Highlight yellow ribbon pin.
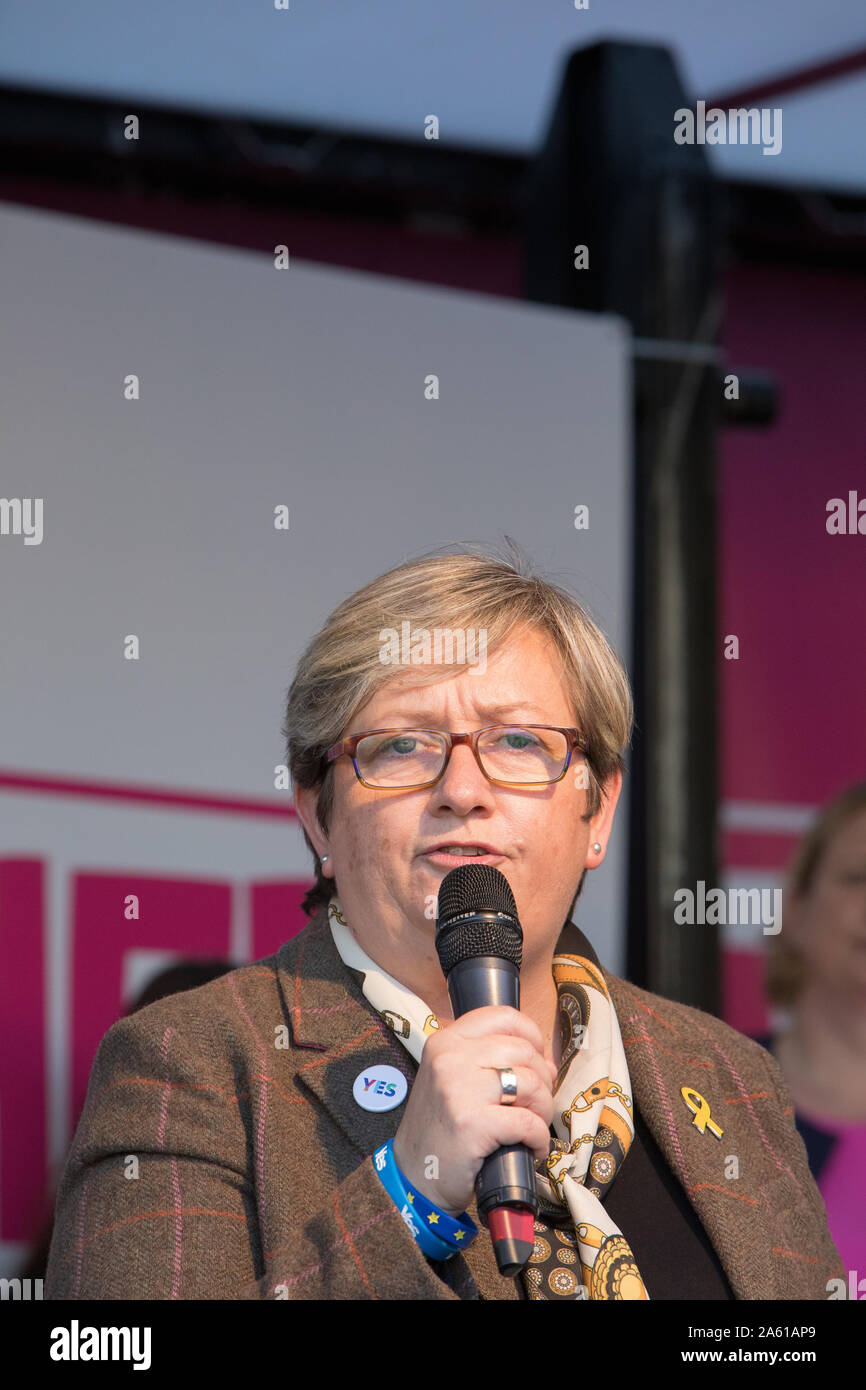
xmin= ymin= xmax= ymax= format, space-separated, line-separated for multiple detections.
xmin=681 ymin=1086 xmax=724 ymax=1139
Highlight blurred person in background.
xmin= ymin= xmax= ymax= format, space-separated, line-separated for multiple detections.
xmin=756 ymin=784 xmax=866 ymax=1278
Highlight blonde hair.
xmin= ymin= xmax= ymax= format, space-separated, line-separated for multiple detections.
xmin=766 ymin=781 xmax=866 ymax=1007
xmin=282 ymin=539 xmax=634 ymax=916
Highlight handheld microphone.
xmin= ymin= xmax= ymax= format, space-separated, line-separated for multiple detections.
xmin=435 ymin=863 xmax=538 ymax=1277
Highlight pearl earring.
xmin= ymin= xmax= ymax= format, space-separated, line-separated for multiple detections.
xmin=592 ymin=843 xmax=602 ymax=854
xmin=321 ymin=855 xmax=329 ymax=863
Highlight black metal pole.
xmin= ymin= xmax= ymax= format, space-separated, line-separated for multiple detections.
xmin=522 ymin=40 xmax=725 ymax=1011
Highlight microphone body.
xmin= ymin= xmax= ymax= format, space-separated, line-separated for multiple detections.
xmin=435 ymin=866 xmax=539 ymax=1277
xmin=444 ymin=955 xmax=539 ymax=1218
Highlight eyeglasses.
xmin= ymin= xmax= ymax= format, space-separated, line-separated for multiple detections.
xmin=325 ymin=725 xmax=588 ymax=789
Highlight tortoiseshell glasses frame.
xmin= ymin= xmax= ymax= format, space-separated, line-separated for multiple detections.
xmin=324 ymin=725 xmax=589 ymax=790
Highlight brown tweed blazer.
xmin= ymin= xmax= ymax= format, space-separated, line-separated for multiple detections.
xmin=45 ymin=904 xmax=843 ymax=1300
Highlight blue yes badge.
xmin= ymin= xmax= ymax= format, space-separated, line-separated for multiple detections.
xmin=353 ymin=1064 xmax=408 ymax=1112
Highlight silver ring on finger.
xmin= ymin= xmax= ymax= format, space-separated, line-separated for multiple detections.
xmin=495 ymin=1066 xmax=518 ymax=1105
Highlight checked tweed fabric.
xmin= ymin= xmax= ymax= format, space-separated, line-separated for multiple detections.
xmin=45 ymin=901 xmax=844 ymax=1300
xmin=329 ymin=899 xmax=648 ymax=1300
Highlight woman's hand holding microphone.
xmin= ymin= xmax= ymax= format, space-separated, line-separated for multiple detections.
xmin=392 ymin=1004 xmax=557 ymax=1217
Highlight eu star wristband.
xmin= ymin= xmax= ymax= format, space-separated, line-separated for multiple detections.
xmin=400 ymin=1171 xmax=478 ymax=1252
xmin=372 ymin=1140 xmax=477 ymax=1260
xmin=372 ymin=1140 xmax=455 ymax=1259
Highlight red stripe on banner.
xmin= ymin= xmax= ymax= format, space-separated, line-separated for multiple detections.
xmin=721 ymin=831 xmax=800 ymax=871
xmin=0 ymin=768 xmax=297 ymax=819
xmin=0 ymin=859 xmax=47 ymax=1242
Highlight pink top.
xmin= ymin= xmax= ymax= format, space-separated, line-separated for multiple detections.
xmin=796 ymin=1104 xmax=866 ymax=1282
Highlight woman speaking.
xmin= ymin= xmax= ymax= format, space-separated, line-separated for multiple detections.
xmin=45 ymin=545 xmax=843 ymax=1300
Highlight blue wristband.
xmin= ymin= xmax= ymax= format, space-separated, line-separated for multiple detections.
xmin=400 ymin=1172 xmax=478 ymax=1252
xmin=372 ymin=1140 xmax=454 ymax=1259
xmin=372 ymin=1140 xmax=477 ymax=1260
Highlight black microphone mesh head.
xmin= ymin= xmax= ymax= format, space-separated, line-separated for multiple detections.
xmin=437 ymin=862 xmax=517 ymax=924
xmin=435 ymin=864 xmax=522 ymax=975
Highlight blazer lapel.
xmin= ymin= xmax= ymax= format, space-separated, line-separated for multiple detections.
xmin=277 ymin=908 xmax=417 ymax=1156
xmin=605 ymin=970 xmax=779 ymax=1300
xmin=276 ymin=908 xmax=520 ymax=1300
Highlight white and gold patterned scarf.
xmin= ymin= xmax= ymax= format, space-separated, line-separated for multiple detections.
xmin=328 ymin=896 xmax=649 ymax=1299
